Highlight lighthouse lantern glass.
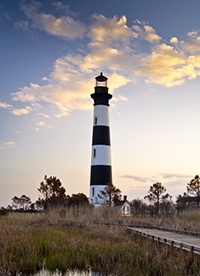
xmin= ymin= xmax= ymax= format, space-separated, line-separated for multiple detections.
xmin=96 ymin=79 xmax=107 ymax=87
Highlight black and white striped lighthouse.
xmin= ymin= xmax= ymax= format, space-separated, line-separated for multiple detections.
xmin=89 ymin=73 xmax=112 ymax=205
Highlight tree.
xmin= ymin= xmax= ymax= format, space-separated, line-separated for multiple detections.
xmin=97 ymin=183 xmax=122 ymax=207
xmin=176 ymin=192 xmax=187 ymax=212
xmin=144 ymin=182 xmax=172 ymax=215
xmin=186 ymin=175 xmax=200 ymax=206
xmin=19 ymin=195 xmax=31 ymax=210
xmin=130 ymin=198 xmax=147 ymax=216
xmin=34 ymin=200 xmax=44 ymax=211
xmin=12 ymin=195 xmax=31 ymax=211
xmin=37 ymin=175 xmax=66 ymax=209
xmin=12 ymin=196 xmax=20 ymax=210
xmin=68 ymin=193 xmax=89 ymax=206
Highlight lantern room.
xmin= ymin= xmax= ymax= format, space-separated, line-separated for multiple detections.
xmin=95 ymin=72 xmax=108 ymax=87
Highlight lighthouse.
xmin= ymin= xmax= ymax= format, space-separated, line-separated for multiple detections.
xmin=89 ymin=73 xmax=113 ymax=205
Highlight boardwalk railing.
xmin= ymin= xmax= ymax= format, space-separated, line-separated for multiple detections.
xmin=128 ymin=227 xmax=200 ymax=255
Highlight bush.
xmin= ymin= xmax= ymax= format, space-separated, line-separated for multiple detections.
xmin=0 ymin=209 xmax=8 ymax=216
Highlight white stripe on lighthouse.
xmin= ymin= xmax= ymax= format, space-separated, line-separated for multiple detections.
xmin=91 ymin=145 xmax=111 ymax=166
xmin=90 ymin=185 xmax=106 ymax=202
xmin=93 ymin=105 xmax=110 ymax=126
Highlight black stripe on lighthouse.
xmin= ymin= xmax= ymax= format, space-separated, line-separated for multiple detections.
xmin=90 ymin=165 xmax=112 ymax=186
xmin=92 ymin=126 xmax=110 ymax=145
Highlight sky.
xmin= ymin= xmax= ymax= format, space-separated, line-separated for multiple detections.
xmin=1 ymin=0 xmax=200 ymax=207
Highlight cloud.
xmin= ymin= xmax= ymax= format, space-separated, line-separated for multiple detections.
xmin=159 ymin=172 xmax=192 ymax=179
xmin=137 ymin=42 xmax=200 ymax=87
xmin=12 ymin=47 xmax=130 ymax=117
xmin=13 ymin=129 xmax=21 ymax=133
xmin=0 ymin=141 xmax=15 ymax=150
xmin=4 ymin=142 xmax=15 ymax=146
xmin=107 ymin=74 xmax=130 ymax=94
xmin=7 ymin=15 xmax=140 ymax=116
xmin=36 ymin=121 xmax=53 ymax=129
xmin=88 ymin=14 xmax=133 ymax=43
xmin=0 ymin=101 xmax=33 ymax=116
xmin=170 ymin=37 xmax=178 ymax=44
xmin=86 ymin=20 xmax=200 ymax=87
xmin=51 ymin=2 xmax=77 ymax=17
xmin=11 ymin=106 xmax=32 ymax=116
xmin=12 ymin=78 xmax=92 ymax=117
xmin=143 ymin=25 xmax=161 ymax=44
xmin=14 ymin=20 xmax=30 ymax=32
xmin=133 ymin=19 xmax=142 ymax=24
xmin=111 ymin=94 xmax=128 ymax=105
xmin=132 ymin=24 xmax=161 ymax=44
xmin=37 ymin=113 xmax=50 ymax=118
xmin=187 ymin=31 xmax=198 ymax=38
xmin=164 ymin=180 xmax=186 ymax=188
xmin=180 ymin=36 xmax=200 ymax=54
xmin=122 ymin=172 xmax=192 ymax=188
xmin=121 ymin=175 xmax=155 ymax=183
xmin=20 ymin=1 xmax=87 ymax=39
xmin=27 ymin=126 xmax=40 ymax=131
xmin=0 ymin=101 xmax=13 ymax=109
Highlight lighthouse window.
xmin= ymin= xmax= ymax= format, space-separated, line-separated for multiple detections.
xmin=92 ymin=187 xmax=95 ymax=197
xmin=94 ymin=117 xmax=98 ymax=125
xmin=93 ymin=148 xmax=96 ymax=158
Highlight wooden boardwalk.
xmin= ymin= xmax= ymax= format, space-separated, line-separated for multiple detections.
xmin=129 ymin=227 xmax=200 ymax=254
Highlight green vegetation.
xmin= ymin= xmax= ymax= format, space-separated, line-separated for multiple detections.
xmin=1 ymin=209 xmax=200 ymax=276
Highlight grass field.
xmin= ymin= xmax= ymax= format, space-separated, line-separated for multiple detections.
xmin=1 ymin=207 xmax=200 ymax=276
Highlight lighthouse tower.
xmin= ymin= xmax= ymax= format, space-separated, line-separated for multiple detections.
xmin=89 ymin=73 xmax=113 ymax=205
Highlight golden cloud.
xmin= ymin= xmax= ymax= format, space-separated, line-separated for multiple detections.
xmin=37 ymin=113 xmax=50 ymax=118
xmin=36 ymin=121 xmax=53 ymax=128
xmin=136 ymin=42 xmax=200 ymax=86
xmin=0 ymin=101 xmax=13 ymax=109
xmin=9 ymin=12 xmax=200 ymax=117
xmin=143 ymin=25 xmax=161 ymax=44
xmin=20 ymin=1 xmax=87 ymax=39
xmin=11 ymin=106 xmax=32 ymax=116
xmin=132 ymin=24 xmax=161 ymax=44
xmin=170 ymin=37 xmax=178 ymax=44
xmin=88 ymin=15 xmax=133 ymax=43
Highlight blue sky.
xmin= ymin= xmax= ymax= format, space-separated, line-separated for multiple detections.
xmin=1 ymin=0 xmax=200 ymax=207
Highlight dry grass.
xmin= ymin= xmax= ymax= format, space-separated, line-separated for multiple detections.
xmin=1 ymin=207 xmax=200 ymax=275
xmin=174 ymin=208 xmax=200 ymax=231
xmin=11 ymin=206 xmax=200 ymax=232
xmin=6 ymin=207 xmax=163 ymax=228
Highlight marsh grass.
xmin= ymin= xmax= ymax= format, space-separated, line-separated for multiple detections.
xmin=1 ymin=208 xmax=200 ymax=275
xmin=21 ymin=206 xmax=200 ymax=231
